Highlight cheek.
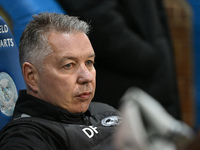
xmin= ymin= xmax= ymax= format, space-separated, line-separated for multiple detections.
xmin=52 ymin=75 xmax=78 ymax=95
xmin=40 ymin=76 xmax=74 ymax=102
xmin=92 ymin=70 xmax=96 ymax=85
xmin=39 ymin=73 xmax=68 ymax=91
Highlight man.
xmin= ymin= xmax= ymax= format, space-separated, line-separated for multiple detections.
xmin=0 ymin=13 xmax=120 ymax=150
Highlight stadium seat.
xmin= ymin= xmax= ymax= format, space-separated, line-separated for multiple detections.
xmin=0 ymin=16 xmax=26 ymax=130
xmin=0 ymin=0 xmax=66 ymax=47
xmin=0 ymin=0 xmax=65 ymax=131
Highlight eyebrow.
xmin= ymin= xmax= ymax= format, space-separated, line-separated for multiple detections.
xmin=88 ymin=53 xmax=96 ymax=59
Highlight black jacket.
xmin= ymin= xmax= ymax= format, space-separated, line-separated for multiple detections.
xmin=0 ymin=90 xmax=120 ymax=150
xmin=56 ymin=0 xmax=181 ymax=119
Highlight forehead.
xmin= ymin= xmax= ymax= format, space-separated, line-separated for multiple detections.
xmin=48 ymin=31 xmax=94 ymax=60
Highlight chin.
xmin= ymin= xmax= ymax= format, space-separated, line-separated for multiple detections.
xmin=79 ymin=108 xmax=88 ymax=113
xmin=78 ymin=104 xmax=89 ymax=113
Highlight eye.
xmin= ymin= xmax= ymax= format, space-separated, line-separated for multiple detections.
xmin=85 ymin=60 xmax=94 ymax=67
xmin=64 ymin=63 xmax=75 ymax=69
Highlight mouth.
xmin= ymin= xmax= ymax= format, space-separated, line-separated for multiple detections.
xmin=75 ymin=92 xmax=92 ymax=100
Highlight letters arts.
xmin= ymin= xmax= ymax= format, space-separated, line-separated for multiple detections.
xmin=0 ymin=38 xmax=14 ymax=48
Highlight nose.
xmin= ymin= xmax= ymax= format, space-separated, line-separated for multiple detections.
xmin=77 ymin=65 xmax=94 ymax=84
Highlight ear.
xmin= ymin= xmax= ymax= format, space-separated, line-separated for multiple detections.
xmin=22 ymin=62 xmax=39 ymax=92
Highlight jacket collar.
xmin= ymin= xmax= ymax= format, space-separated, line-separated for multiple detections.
xmin=13 ymin=90 xmax=91 ymax=125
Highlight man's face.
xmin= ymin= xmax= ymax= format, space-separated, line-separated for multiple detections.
xmin=36 ymin=31 xmax=96 ymax=114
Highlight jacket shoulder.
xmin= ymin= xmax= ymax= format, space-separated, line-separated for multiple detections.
xmin=89 ymin=102 xmax=119 ymax=115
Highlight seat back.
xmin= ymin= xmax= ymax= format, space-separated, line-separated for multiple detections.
xmin=0 ymin=0 xmax=65 ymax=131
xmin=0 ymin=16 xmax=25 ymax=130
xmin=0 ymin=0 xmax=66 ymax=47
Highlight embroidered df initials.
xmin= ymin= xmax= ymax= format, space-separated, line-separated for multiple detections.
xmin=82 ymin=126 xmax=98 ymax=138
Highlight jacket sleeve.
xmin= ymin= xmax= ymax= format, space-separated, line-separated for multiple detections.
xmin=56 ymin=0 xmax=164 ymax=77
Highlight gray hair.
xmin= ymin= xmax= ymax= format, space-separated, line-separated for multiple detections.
xmin=19 ymin=12 xmax=90 ymax=71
